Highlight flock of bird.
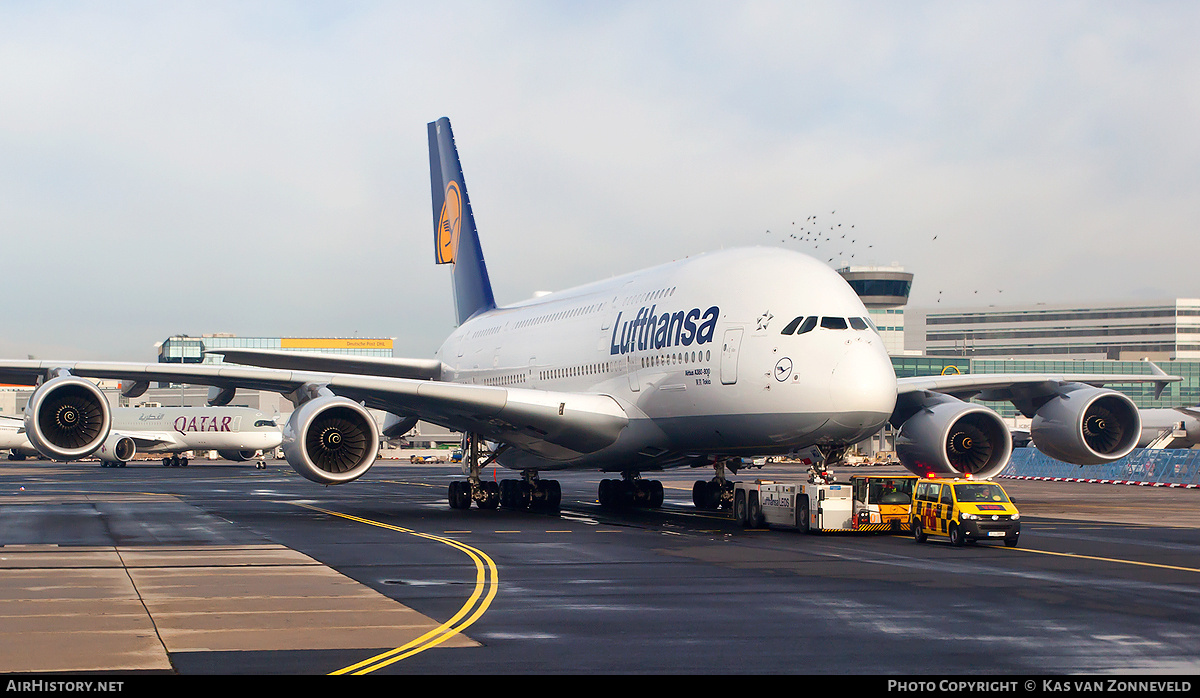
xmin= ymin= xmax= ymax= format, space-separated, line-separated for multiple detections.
xmin=762 ymin=210 xmax=1003 ymax=303
xmin=764 ymin=210 xmax=873 ymax=265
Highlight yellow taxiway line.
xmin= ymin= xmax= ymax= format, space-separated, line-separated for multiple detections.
xmin=289 ymin=502 xmax=499 ymax=675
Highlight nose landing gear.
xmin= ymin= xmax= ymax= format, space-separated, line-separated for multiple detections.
xmin=692 ymin=459 xmax=734 ymax=510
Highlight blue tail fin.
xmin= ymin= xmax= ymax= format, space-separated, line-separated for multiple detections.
xmin=428 ymin=117 xmax=497 ymax=325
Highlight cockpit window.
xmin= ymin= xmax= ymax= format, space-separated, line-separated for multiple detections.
xmin=781 ymin=316 xmax=818 ymax=335
xmin=848 ymin=317 xmax=868 ymax=330
xmin=820 ymin=316 xmax=848 ymax=330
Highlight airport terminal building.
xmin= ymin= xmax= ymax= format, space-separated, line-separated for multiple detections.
xmin=908 ymin=299 xmax=1200 ymax=361
xmin=158 ymin=334 xmax=396 ymax=364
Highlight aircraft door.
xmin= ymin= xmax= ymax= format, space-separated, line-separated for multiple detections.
xmin=627 ymin=355 xmax=640 ymax=392
xmin=721 ymin=327 xmax=743 ymax=385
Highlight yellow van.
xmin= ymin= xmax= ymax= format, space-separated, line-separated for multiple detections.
xmin=911 ymin=478 xmax=1020 ymax=547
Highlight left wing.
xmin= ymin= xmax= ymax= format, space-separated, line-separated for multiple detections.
xmin=205 ymin=348 xmax=443 ymax=380
xmin=0 ymin=360 xmax=631 ymax=478
xmin=114 ymin=431 xmax=181 ymax=449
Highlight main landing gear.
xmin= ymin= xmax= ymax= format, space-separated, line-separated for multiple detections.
xmin=161 ymin=455 xmax=189 ymax=467
xmin=598 ymin=473 xmax=664 ymax=508
xmin=446 ymin=435 xmax=562 ymax=512
xmin=692 ymin=459 xmax=734 ymax=511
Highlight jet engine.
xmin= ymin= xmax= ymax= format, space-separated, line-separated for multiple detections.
xmin=217 ymin=449 xmax=259 ymax=462
xmin=1031 ymin=384 xmax=1139 ymax=465
xmin=895 ymin=395 xmax=1012 ymax=480
xmin=99 ymin=433 xmax=136 ymax=464
xmin=282 ymin=396 xmax=379 ymax=484
xmin=24 ymin=375 xmax=112 ymax=461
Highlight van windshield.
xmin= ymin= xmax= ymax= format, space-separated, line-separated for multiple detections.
xmin=954 ymin=483 xmax=1010 ymax=503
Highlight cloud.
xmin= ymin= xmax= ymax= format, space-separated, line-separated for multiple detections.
xmin=0 ymin=2 xmax=1197 ymax=360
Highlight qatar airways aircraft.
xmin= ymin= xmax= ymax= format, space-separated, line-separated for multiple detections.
xmin=1 ymin=407 xmax=281 ymax=467
xmin=0 ymin=118 xmax=1178 ymax=512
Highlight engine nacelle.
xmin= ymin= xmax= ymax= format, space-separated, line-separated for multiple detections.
xmin=282 ymin=396 xmax=379 ymax=484
xmin=1031 ymin=385 xmax=1139 ymax=465
xmin=895 ymin=396 xmax=1012 ymax=480
xmin=24 ymin=375 xmax=112 ymax=461
xmin=217 ymin=449 xmax=259 ymax=462
xmin=99 ymin=433 xmax=136 ymax=464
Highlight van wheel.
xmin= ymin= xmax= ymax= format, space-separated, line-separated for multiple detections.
xmin=949 ymin=523 xmax=964 ymax=547
xmin=913 ymin=520 xmax=926 ymax=543
xmin=1004 ymin=537 xmax=1019 ymax=548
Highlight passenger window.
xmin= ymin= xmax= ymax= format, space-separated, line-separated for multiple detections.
xmin=781 ymin=317 xmax=804 ymax=335
xmin=849 ymin=317 xmax=868 ymax=330
xmin=820 ymin=317 xmax=848 ymax=330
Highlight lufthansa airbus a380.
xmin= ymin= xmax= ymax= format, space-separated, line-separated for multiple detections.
xmin=0 ymin=118 xmax=1178 ymax=512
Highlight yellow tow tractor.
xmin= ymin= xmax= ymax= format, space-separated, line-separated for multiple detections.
xmin=733 ymin=474 xmax=918 ymax=533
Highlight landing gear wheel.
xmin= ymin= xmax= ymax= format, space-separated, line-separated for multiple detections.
xmin=646 ymin=480 xmax=663 ymax=508
xmin=692 ymin=480 xmax=727 ymax=510
xmin=598 ymin=479 xmax=615 ymax=508
xmin=540 ymin=479 xmax=561 ymax=511
xmin=448 ymin=481 xmax=474 ymax=510
xmin=478 ymin=481 xmax=500 ymax=510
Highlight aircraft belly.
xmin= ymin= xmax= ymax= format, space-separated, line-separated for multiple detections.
xmin=492 ymin=409 xmax=885 ymax=473
xmin=653 ymin=412 xmax=833 ymax=451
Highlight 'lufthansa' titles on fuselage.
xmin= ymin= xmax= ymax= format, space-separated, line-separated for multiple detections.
xmin=609 ymin=305 xmax=719 ymax=355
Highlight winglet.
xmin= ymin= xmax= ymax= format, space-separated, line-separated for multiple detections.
xmin=1148 ymin=360 xmax=1171 ymax=400
xmin=428 ymin=117 xmax=497 ymax=325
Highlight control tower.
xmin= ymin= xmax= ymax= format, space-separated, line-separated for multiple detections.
xmin=837 ymin=264 xmax=913 ymax=355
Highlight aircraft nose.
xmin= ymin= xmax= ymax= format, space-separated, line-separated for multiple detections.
xmin=829 ymin=338 xmax=897 ymax=429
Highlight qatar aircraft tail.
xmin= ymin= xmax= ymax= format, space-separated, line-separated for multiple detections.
xmin=429 ymin=117 xmax=496 ymax=325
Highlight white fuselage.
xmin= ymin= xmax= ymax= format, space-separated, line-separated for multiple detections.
xmin=108 ymin=407 xmax=283 ymax=454
xmin=1137 ymin=408 xmax=1200 ymax=448
xmin=0 ymin=419 xmax=34 ymax=456
xmin=5 ymin=407 xmax=282 ymax=460
xmin=436 ymin=247 xmax=898 ymax=472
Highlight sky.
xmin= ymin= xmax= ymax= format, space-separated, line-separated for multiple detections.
xmin=1 ymin=1 xmax=1198 ymax=362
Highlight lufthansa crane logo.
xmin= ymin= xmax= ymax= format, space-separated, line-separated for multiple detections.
xmin=436 ymin=180 xmax=462 ymax=264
